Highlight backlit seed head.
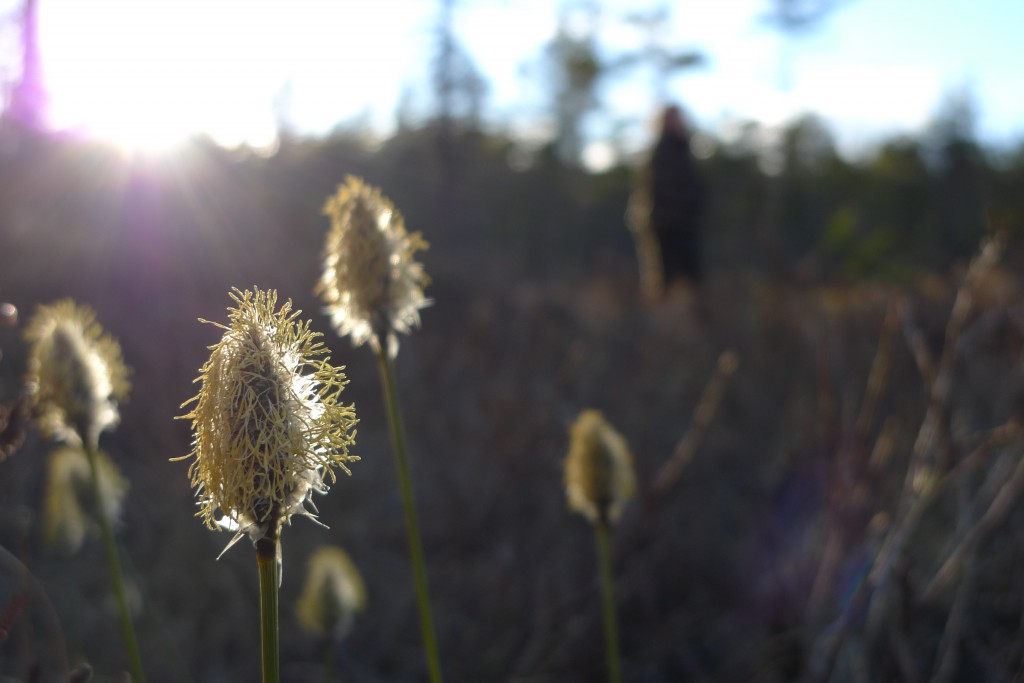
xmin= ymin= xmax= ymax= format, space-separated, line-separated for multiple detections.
xmin=176 ymin=288 xmax=358 ymax=554
xmin=43 ymin=445 xmax=128 ymax=552
xmin=24 ymin=300 xmax=130 ymax=449
xmin=318 ymin=176 xmax=430 ymax=358
xmin=296 ymin=545 xmax=367 ymax=641
xmin=564 ymin=409 xmax=636 ymax=526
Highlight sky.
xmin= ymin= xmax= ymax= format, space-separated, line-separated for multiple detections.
xmin=3 ymin=0 xmax=1022 ymax=159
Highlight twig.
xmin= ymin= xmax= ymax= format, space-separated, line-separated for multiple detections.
xmin=924 ymin=443 xmax=1024 ymax=601
xmin=866 ymin=416 xmax=899 ymax=475
xmin=649 ymin=349 xmax=738 ymax=502
xmin=931 ymin=557 xmax=975 ymax=683
xmin=808 ymin=301 xmax=898 ymax=628
xmin=871 ymin=418 xmax=1019 ymax=595
xmin=804 ymin=419 xmax=1019 ymax=683
xmin=869 ymin=271 xmax=989 ymax=593
xmin=856 ymin=300 xmax=899 ymax=438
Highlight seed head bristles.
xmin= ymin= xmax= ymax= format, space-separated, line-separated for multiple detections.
xmin=24 ymin=300 xmax=130 ymax=449
xmin=318 ymin=176 xmax=431 ymax=358
xmin=176 ymin=288 xmax=358 ymax=556
xmin=564 ymin=409 xmax=636 ymax=526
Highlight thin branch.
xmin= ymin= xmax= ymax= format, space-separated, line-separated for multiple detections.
xmin=649 ymin=349 xmax=738 ymax=502
xmin=856 ymin=300 xmax=899 ymax=438
xmin=924 ymin=444 xmax=1024 ymax=601
xmin=932 ymin=557 xmax=975 ymax=683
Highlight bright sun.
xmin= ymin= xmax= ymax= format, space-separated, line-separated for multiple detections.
xmin=38 ymin=0 xmax=283 ymax=153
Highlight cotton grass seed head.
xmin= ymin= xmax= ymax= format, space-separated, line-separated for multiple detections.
xmin=24 ymin=300 xmax=130 ymax=449
xmin=177 ymin=288 xmax=358 ymax=554
xmin=318 ymin=176 xmax=430 ymax=358
xmin=564 ymin=409 xmax=636 ymax=526
xmin=296 ymin=545 xmax=367 ymax=641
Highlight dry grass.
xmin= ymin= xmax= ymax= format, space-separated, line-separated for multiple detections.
xmin=2 ymin=140 xmax=1024 ymax=682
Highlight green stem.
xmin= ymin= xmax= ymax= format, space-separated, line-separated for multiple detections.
xmin=85 ymin=445 xmax=146 ymax=683
xmin=595 ymin=520 xmax=623 ymax=683
xmin=256 ymin=536 xmax=280 ymax=683
xmin=322 ymin=638 xmax=335 ymax=683
xmin=375 ymin=348 xmax=444 ymax=683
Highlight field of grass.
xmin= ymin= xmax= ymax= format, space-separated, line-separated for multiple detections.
xmin=2 ymin=128 xmax=1024 ymax=682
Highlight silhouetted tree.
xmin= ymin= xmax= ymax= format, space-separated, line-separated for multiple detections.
xmin=926 ymin=86 xmax=989 ymax=264
xmin=761 ymin=0 xmax=850 ymax=34
xmin=777 ymin=115 xmax=843 ymax=257
xmin=615 ymin=5 xmax=704 ymax=103
xmin=542 ymin=2 xmax=603 ymax=166
xmin=761 ymin=0 xmax=853 ymax=88
xmin=429 ymin=0 xmax=489 ymax=246
xmin=432 ymin=0 xmax=488 ymax=134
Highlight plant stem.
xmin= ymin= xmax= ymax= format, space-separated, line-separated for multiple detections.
xmin=375 ymin=348 xmax=444 ymax=683
xmin=595 ymin=520 xmax=623 ymax=683
xmin=256 ymin=536 xmax=280 ymax=683
xmin=85 ymin=445 xmax=146 ymax=683
xmin=322 ymin=639 xmax=335 ymax=683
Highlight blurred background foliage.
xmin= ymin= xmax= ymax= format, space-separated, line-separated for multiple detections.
xmin=2 ymin=0 xmax=1024 ymax=681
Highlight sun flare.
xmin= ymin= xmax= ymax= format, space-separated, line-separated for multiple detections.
xmin=38 ymin=0 xmax=282 ymax=153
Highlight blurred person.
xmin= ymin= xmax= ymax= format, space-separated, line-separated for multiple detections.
xmin=628 ymin=104 xmax=707 ymax=298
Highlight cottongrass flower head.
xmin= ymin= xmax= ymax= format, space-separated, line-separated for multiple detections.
xmin=565 ymin=409 xmax=634 ymax=683
xmin=26 ymin=301 xmax=145 ymax=682
xmin=564 ymin=409 xmax=636 ymax=526
xmin=296 ymin=545 xmax=367 ymax=642
xmin=43 ymin=445 xmax=128 ymax=552
xmin=318 ymin=175 xmax=430 ymax=358
xmin=320 ymin=179 xmax=442 ymax=681
xmin=24 ymin=300 xmax=130 ymax=449
xmin=177 ymin=287 xmax=358 ymax=555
